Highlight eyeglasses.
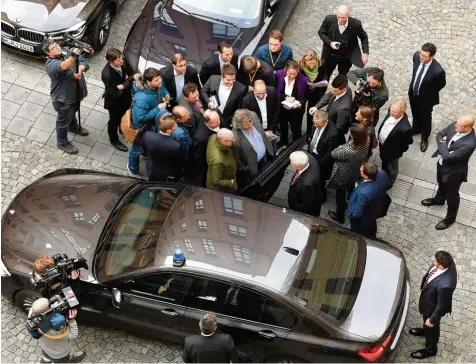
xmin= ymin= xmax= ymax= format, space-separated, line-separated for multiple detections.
xmin=304 ymin=54 xmax=317 ymax=60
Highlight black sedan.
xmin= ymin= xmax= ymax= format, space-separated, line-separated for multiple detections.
xmin=123 ymin=0 xmax=299 ymax=73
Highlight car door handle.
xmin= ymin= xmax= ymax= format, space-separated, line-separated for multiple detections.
xmin=258 ymin=330 xmax=276 ymax=339
xmin=161 ymin=309 xmax=179 ymax=316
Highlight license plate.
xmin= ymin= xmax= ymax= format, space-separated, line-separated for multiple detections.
xmin=1 ymin=37 xmax=34 ymax=52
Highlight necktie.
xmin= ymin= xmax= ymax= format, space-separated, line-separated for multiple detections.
xmin=291 ymin=171 xmax=301 ymax=185
xmin=194 ymin=100 xmax=205 ymax=114
xmin=413 ymin=64 xmax=426 ymax=95
xmin=310 ymin=128 xmax=321 ymax=153
xmin=423 ymin=267 xmax=437 ymax=288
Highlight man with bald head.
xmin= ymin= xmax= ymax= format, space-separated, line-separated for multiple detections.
xmin=421 ymin=114 xmax=476 ymax=230
xmin=206 ymin=128 xmax=238 ymax=193
xmin=171 ymin=106 xmax=193 ymax=154
xmin=318 ymin=5 xmax=369 ymax=79
xmin=242 ymin=80 xmax=279 ymax=134
xmin=378 ymin=97 xmax=413 ymax=188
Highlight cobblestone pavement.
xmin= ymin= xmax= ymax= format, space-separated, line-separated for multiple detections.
xmin=1 ymin=0 xmax=476 ymax=362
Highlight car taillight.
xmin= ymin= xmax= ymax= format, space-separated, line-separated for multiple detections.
xmin=357 ymin=334 xmax=392 ymax=362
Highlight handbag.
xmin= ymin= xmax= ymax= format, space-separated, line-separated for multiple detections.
xmin=120 ymin=108 xmax=138 ymax=143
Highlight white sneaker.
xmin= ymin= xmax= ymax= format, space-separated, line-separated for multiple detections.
xmin=126 ymin=163 xmax=139 ymax=177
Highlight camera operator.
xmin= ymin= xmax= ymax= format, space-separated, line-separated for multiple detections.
xmin=347 ymin=67 xmax=389 ymax=126
xmin=28 ymin=298 xmax=85 ymax=363
xmin=33 ymin=254 xmax=81 ymax=298
xmin=43 ymin=39 xmax=90 ymax=155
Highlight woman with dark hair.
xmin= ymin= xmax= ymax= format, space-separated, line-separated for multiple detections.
xmin=299 ymin=49 xmax=327 ymax=136
xmin=275 ymin=60 xmax=309 ymax=146
xmin=354 ymin=106 xmax=378 ymax=157
xmin=327 ymin=124 xmax=370 ymax=223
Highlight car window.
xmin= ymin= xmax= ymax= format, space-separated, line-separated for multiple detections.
xmin=96 ymin=186 xmax=185 ymax=280
xmin=184 ymin=278 xmax=265 ymax=322
xmin=132 ymin=273 xmax=193 ymax=305
xmin=261 ymin=299 xmax=296 ymax=329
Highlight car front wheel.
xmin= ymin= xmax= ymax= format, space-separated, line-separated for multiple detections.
xmin=14 ymin=289 xmax=43 ymax=313
xmin=90 ymin=6 xmax=113 ymax=52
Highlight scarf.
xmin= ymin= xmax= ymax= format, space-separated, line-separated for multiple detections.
xmin=302 ymin=63 xmax=319 ymax=83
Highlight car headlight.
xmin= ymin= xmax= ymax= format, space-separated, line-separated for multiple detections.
xmin=0 ymin=259 xmax=11 ymax=277
xmin=48 ymin=21 xmax=87 ymax=40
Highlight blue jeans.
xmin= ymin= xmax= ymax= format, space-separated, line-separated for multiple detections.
xmin=53 ymin=102 xmax=78 ymax=146
xmin=128 ymin=142 xmax=142 ymax=174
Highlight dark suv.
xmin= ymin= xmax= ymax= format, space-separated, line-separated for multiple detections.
xmin=0 ymin=0 xmax=123 ymax=56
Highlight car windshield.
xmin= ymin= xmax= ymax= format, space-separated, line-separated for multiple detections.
xmin=175 ymin=0 xmax=262 ymax=27
xmin=287 ymin=224 xmax=366 ymax=326
xmin=96 ymin=185 xmax=185 ymax=281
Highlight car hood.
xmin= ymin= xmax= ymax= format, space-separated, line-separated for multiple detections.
xmin=340 ymin=241 xmax=405 ymax=341
xmin=124 ymin=0 xmax=261 ymax=73
xmin=1 ymin=169 xmax=137 ymax=280
xmin=1 ymin=0 xmax=99 ymax=32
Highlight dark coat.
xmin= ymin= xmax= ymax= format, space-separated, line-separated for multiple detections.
xmin=314 ymin=88 xmax=353 ymax=144
xmin=101 ymin=62 xmax=134 ymax=111
xmin=177 ymin=97 xmax=206 ymax=130
xmin=236 ymin=58 xmax=275 ymax=88
xmin=275 ymin=69 xmax=308 ymax=102
xmin=378 ymin=111 xmax=413 ymax=161
xmin=192 ymin=121 xmax=217 ymax=184
xmin=419 ymin=263 xmax=457 ymax=323
xmin=318 ymin=15 xmax=369 ymax=68
xmin=408 ymin=52 xmax=446 ymax=107
xmin=288 ymin=155 xmax=322 ymax=216
xmin=159 ymin=65 xmax=201 ymax=107
xmin=242 ymin=86 xmax=279 ymax=131
xmin=307 ymin=121 xmax=339 ymax=173
xmin=347 ymin=169 xmax=390 ymax=226
xmin=432 ymin=122 xmax=476 ymax=184
xmin=200 ymin=76 xmax=247 ymax=128
xmin=182 ymin=333 xmax=239 ymax=364
xmin=142 ymin=131 xmax=187 ymax=181
xmin=199 ymin=54 xmax=239 ymax=86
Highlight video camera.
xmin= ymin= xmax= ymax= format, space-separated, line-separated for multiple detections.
xmin=31 ymin=253 xmax=88 ymax=291
xmin=354 ymin=78 xmax=375 ymax=96
xmin=62 ymin=32 xmax=95 ymax=57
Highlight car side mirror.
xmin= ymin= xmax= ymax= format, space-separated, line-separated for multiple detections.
xmin=112 ymin=288 xmax=121 ymax=308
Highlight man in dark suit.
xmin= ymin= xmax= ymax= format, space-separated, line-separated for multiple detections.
xmin=182 ymin=312 xmax=239 ymax=363
xmin=101 ymin=48 xmax=134 ymax=151
xmin=159 ymin=53 xmax=200 ymax=107
xmin=421 ymin=114 xmax=476 ymax=230
xmin=318 ymin=5 xmax=369 ymax=79
xmin=242 ymin=80 xmax=279 ymax=133
xmin=199 ymin=41 xmax=239 ymax=86
xmin=192 ymin=109 xmax=221 ymax=186
xmin=178 ymin=83 xmax=206 ymax=129
xmin=287 ymin=151 xmax=322 ymax=216
xmin=142 ymin=115 xmax=187 ymax=181
xmin=201 ymin=64 xmax=247 ymax=128
xmin=408 ymin=43 xmax=446 ymax=152
xmin=378 ymin=98 xmax=413 ymax=188
xmin=309 ymin=75 xmax=352 ymax=145
xmin=347 ymin=163 xmax=390 ymax=238
xmin=409 ymin=251 xmax=457 ymax=360
xmin=308 ymin=109 xmax=339 ymax=202
xmin=236 ymin=56 xmax=275 ymax=90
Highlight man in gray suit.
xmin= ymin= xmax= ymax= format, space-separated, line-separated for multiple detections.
xmin=232 ymin=109 xmax=274 ymax=186
xmin=178 ymin=82 xmax=206 ymax=129
xmin=421 ymin=114 xmax=476 ymax=230
xmin=309 ymin=74 xmax=352 ymax=145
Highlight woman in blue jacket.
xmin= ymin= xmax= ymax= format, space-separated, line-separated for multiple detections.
xmin=128 ymin=68 xmax=170 ymax=175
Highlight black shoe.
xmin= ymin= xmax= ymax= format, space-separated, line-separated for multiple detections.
xmin=328 ymin=211 xmax=345 ymax=224
xmin=57 ymin=142 xmax=78 ymax=155
xmin=410 ymin=349 xmax=436 ymax=360
xmin=111 ymin=140 xmax=128 ymax=152
xmin=409 ymin=327 xmax=425 ymax=337
xmin=68 ymin=126 xmax=89 ymax=136
xmin=421 ymin=198 xmax=445 ymax=207
xmin=69 ymin=351 xmax=86 ymax=363
xmin=411 ymin=127 xmax=420 ymax=135
xmin=420 ymin=139 xmax=428 ymax=152
xmin=436 ymin=218 xmax=455 ymax=230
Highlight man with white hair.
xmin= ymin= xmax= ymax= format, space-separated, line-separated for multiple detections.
xmin=288 ymin=151 xmax=322 ymax=216
xmin=421 ymin=114 xmax=476 ymax=230
xmin=378 ymin=97 xmax=413 ymax=188
xmin=206 ymin=128 xmax=238 ymax=193
xmin=318 ymin=5 xmax=369 ymax=79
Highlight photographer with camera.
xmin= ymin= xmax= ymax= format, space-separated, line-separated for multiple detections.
xmin=43 ymin=39 xmax=90 ymax=155
xmin=347 ymin=67 xmax=389 ymax=126
xmin=28 ymin=298 xmax=85 ymax=363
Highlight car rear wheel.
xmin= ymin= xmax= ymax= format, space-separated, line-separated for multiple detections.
xmin=90 ymin=6 xmax=113 ymax=52
xmin=266 ymin=356 xmax=304 ymax=363
xmin=14 ymin=289 xmax=43 ymax=313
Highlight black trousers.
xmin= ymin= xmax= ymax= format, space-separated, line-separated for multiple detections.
xmin=351 ymin=220 xmax=377 ymax=238
xmin=335 ymin=187 xmax=353 ymax=220
xmin=279 ymin=107 xmax=304 ymax=145
xmin=322 ymin=55 xmax=352 ymax=80
xmin=423 ymin=316 xmax=440 ymax=354
xmin=409 ymin=95 xmax=434 ymax=141
xmin=107 ymin=106 xmax=128 ymax=142
xmin=435 ymin=163 xmax=462 ymax=221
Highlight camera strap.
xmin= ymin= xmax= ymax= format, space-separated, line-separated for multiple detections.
xmin=38 ymin=326 xmax=69 ymax=340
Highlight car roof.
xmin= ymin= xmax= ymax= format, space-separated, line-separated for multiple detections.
xmin=153 ymin=187 xmax=313 ymax=293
